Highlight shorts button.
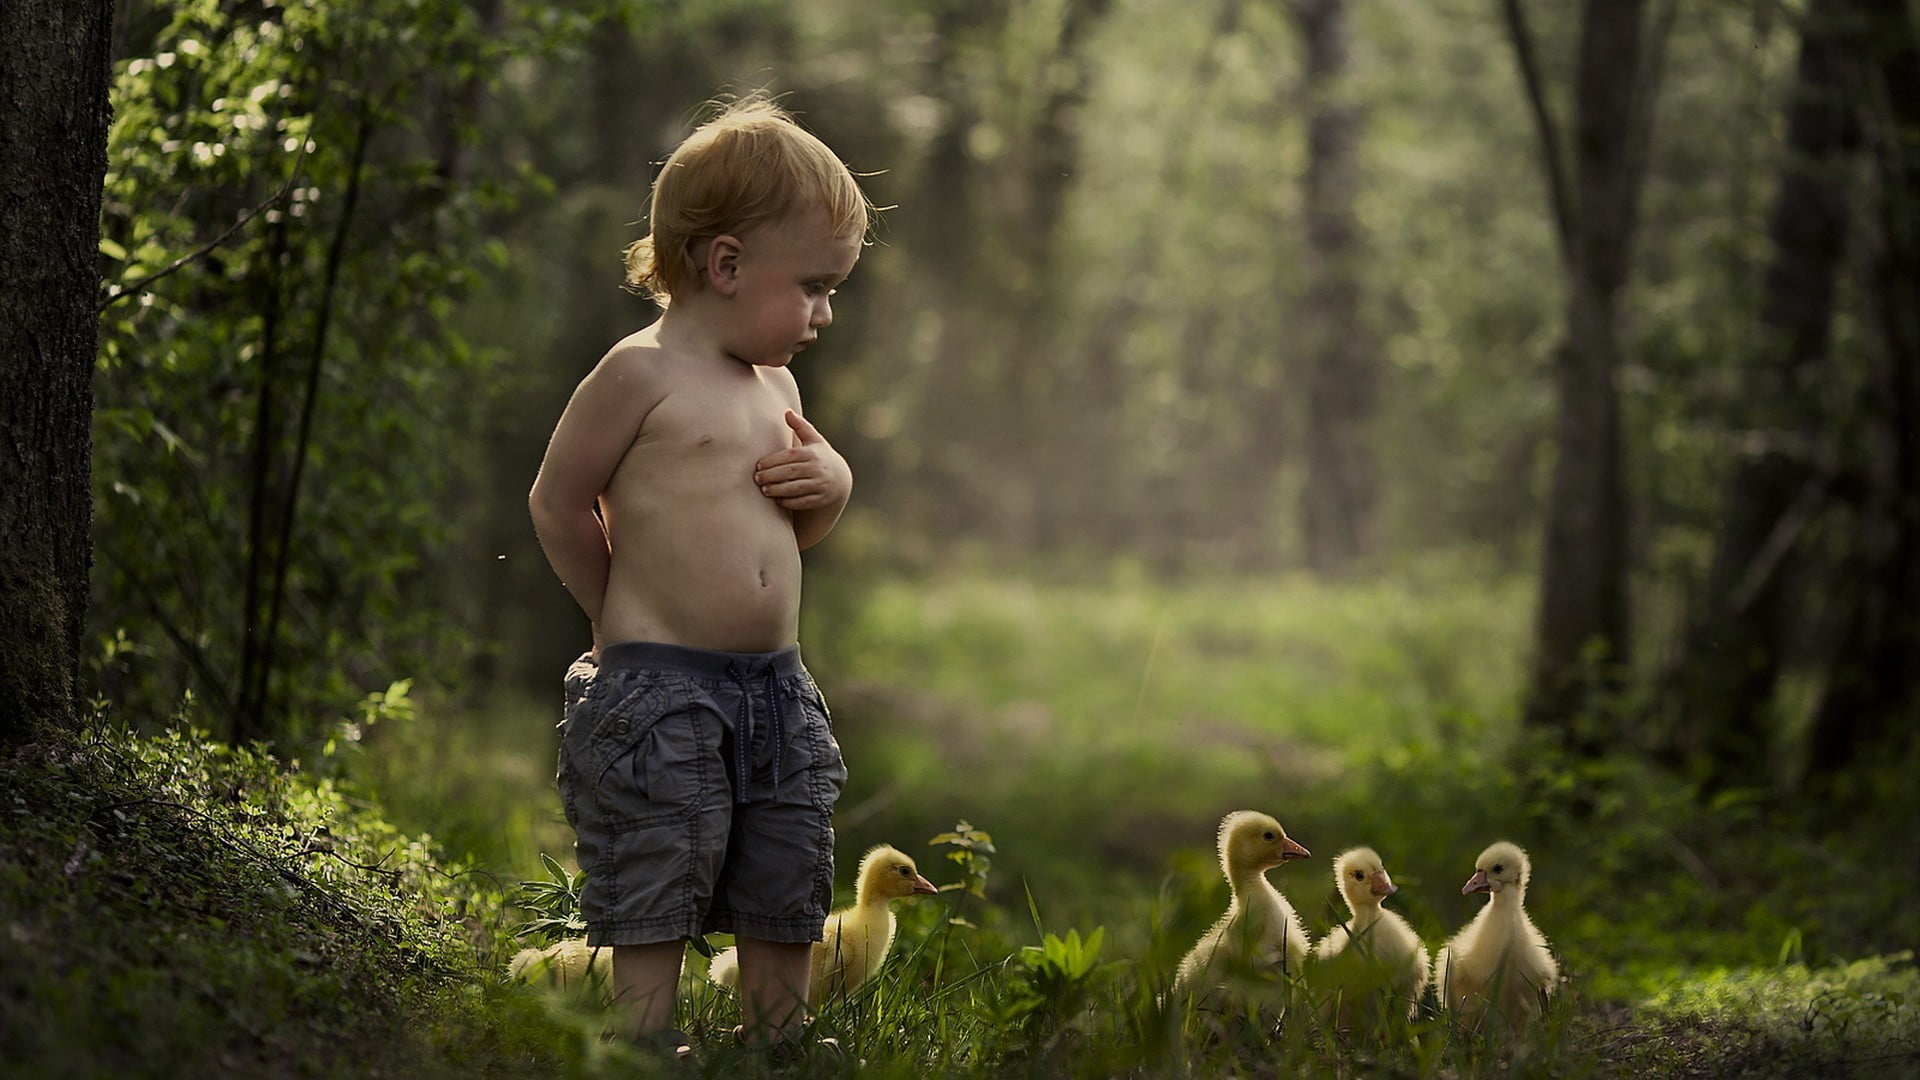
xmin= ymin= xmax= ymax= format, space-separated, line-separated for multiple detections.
xmin=613 ymin=719 xmax=630 ymax=735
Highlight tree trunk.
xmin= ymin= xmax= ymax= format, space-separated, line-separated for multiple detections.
xmin=0 ymin=0 xmax=116 ymax=744
xmin=1508 ymin=0 xmax=1657 ymax=735
xmin=1667 ymin=0 xmax=1864 ymax=783
xmin=1289 ymin=0 xmax=1377 ymax=576
xmin=1014 ymin=0 xmax=1117 ymax=552
xmin=1808 ymin=0 xmax=1920 ymax=778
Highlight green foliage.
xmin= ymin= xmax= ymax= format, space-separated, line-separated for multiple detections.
xmin=511 ymin=853 xmax=589 ymax=941
xmin=999 ymin=927 xmax=1126 ymax=1034
xmin=929 ymin=819 xmax=996 ymax=901
xmin=91 ymin=0 xmax=597 ymax=746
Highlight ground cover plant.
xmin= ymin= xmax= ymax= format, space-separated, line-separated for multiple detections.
xmin=14 ymin=569 xmax=1903 ymax=1076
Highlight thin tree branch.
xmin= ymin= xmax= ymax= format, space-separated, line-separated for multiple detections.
xmin=97 ymin=146 xmax=307 ymax=314
xmin=258 ymin=100 xmax=376 ymax=733
xmin=235 ymin=211 xmax=290 ymax=745
xmin=1623 ymin=0 xmax=1682 ymax=249
xmin=126 ymin=578 xmax=236 ymax=719
xmin=1500 ymin=0 xmax=1576 ymax=267
xmin=1730 ymin=463 xmax=1834 ymax=615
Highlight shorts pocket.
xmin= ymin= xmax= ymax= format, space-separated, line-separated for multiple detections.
xmin=629 ymin=712 xmax=705 ymax=810
xmin=791 ymin=680 xmax=847 ymax=805
xmin=584 ymin=671 xmax=672 ymax=796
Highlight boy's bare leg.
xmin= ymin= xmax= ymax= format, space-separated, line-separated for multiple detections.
xmin=612 ymin=941 xmax=685 ymax=1037
xmin=737 ymin=937 xmax=811 ymax=1043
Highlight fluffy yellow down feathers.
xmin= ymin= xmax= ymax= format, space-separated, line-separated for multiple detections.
xmin=708 ymin=844 xmax=936 ymax=1008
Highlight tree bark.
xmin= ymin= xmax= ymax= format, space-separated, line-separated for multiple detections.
xmin=1014 ymin=0 xmax=1118 ymax=552
xmin=0 ymin=0 xmax=116 ymax=744
xmin=1509 ymin=0 xmax=1656 ymax=735
xmin=1289 ymin=0 xmax=1377 ymax=576
xmin=1667 ymin=0 xmax=1864 ymax=783
xmin=1808 ymin=0 xmax=1920 ymax=778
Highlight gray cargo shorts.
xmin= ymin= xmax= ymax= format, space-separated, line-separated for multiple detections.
xmin=556 ymin=641 xmax=848 ymax=947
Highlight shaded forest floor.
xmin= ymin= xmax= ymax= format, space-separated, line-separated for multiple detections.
xmin=6 ymin=570 xmax=1920 ymax=1077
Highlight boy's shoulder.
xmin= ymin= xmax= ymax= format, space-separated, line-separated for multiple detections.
xmin=594 ymin=328 xmax=674 ymax=380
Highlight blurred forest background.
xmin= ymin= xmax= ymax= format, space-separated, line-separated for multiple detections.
xmin=11 ymin=0 xmax=1920 ymax=1072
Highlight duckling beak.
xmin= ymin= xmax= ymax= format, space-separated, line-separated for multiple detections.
xmin=911 ymin=874 xmax=938 ymax=896
xmin=1369 ymin=870 xmax=1396 ymax=898
xmin=1281 ymin=837 xmax=1311 ymax=861
xmin=1462 ymin=869 xmax=1492 ymax=895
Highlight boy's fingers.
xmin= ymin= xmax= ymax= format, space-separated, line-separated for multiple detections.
xmin=755 ymin=448 xmax=807 ymax=471
xmin=759 ymin=476 xmax=812 ymax=495
xmin=754 ymin=462 xmax=809 ymax=484
xmin=784 ymin=409 xmax=825 ymax=445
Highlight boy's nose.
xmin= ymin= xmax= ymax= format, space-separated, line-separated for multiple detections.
xmin=812 ymin=298 xmax=833 ymax=328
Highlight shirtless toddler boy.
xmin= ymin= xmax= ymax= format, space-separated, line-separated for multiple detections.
xmin=528 ymin=97 xmax=869 ymax=1049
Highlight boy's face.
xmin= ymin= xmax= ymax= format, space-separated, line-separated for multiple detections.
xmin=715 ymin=209 xmax=862 ymax=368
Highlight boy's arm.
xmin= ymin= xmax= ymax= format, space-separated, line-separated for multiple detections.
xmin=529 ymin=345 xmax=658 ymax=631
xmin=755 ymin=408 xmax=851 ymax=552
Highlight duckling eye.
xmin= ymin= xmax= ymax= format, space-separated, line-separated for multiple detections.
xmin=897 ymin=866 xmax=912 ymax=877
xmin=1263 ymin=831 xmax=1275 ymax=841
xmin=1492 ymin=864 xmax=1505 ymax=874
xmin=1354 ymin=870 xmax=1367 ymax=881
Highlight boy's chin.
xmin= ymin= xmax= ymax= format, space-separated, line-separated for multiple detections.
xmin=725 ymin=349 xmax=796 ymax=368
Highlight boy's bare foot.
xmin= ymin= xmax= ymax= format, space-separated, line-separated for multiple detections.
xmin=635 ymin=1027 xmax=696 ymax=1063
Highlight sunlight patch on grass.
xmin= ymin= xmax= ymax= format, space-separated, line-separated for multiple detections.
xmin=813 ymin=564 xmax=1530 ymax=763
xmin=1625 ymin=953 xmax=1920 ymax=1074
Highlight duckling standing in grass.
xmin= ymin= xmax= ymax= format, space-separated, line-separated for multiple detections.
xmin=709 ymin=844 xmax=937 ymax=1008
xmin=1435 ymin=841 xmax=1558 ymax=1033
xmin=1175 ymin=810 xmax=1313 ymax=1000
xmin=1309 ymin=847 xmax=1429 ymax=1030
xmin=507 ymin=937 xmax=612 ymax=992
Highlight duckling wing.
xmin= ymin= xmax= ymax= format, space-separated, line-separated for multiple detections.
xmin=1375 ymin=910 xmax=1431 ymax=1005
xmin=1313 ymin=923 xmax=1352 ymax=961
xmin=1176 ymin=916 xmax=1236 ymax=989
xmin=1521 ymin=916 xmax=1559 ymax=989
xmin=1436 ymin=909 xmax=1490 ymax=1011
xmin=808 ymin=911 xmax=851 ymax=1006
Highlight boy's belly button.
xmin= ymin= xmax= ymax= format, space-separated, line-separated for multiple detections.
xmin=758 ymin=568 xmax=767 ymax=588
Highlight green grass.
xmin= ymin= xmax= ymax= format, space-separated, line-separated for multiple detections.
xmin=9 ymin=564 xmax=1917 ymax=1076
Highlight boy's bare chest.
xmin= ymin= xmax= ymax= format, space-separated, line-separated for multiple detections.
xmin=639 ymin=374 xmax=791 ymax=466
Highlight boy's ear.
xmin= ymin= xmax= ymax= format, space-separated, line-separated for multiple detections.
xmin=706 ymin=234 xmax=743 ymax=297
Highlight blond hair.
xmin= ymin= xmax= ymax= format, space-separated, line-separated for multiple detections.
xmin=623 ymin=95 xmax=872 ymax=305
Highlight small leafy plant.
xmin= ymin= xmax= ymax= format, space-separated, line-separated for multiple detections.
xmin=512 ymin=853 xmax=587 ymax=940
xmin=929 ymin=819 xmax=995 ymax=926
xmin=1001 ymin=927 xmax=1125 ymax=1029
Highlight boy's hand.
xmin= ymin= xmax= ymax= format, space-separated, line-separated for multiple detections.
xmin=754 ymin=410 xmax=851 ymax=511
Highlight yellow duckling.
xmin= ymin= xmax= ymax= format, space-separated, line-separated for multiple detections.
xmin=709 ymin=844 xmax=937 ymax=1008
xmin=1175 ymin=810 xmax=1313 ymax=999
xmin=1435 ymin=841 xmax=1558 ymax=1033
xmin=1309 ymin=847 xmax=1430 ymax=1029
xmin=505 ymin=937 xmax=611 ymax=991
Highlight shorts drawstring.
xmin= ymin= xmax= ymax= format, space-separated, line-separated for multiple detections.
xmin=726 ymin=661 xmax=786 ymax=804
